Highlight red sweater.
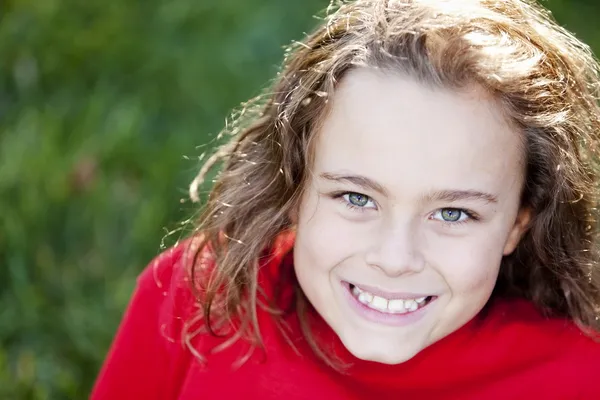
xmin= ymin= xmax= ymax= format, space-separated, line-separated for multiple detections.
xmin=92 ymin=238 xmax=600 ymax=399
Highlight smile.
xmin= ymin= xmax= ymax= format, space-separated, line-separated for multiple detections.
xmin=350 ymin=284 xmax=433 ymax=314
xmin=342 ymin=282 xmax=437 ymax=326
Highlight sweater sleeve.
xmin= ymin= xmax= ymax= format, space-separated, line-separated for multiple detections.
xmin=90 ymin=244 xmax=192 ymax=400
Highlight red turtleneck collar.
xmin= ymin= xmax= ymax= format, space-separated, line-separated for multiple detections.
xmin=92 ymin=234 xmax=600 ymax=399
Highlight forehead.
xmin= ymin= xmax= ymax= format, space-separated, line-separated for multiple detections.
xmin=313 ymin=68 xmax=524 ymax=199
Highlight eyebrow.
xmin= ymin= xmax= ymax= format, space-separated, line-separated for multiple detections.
xmin=320 ymin=172 xmax=389 ymax=196
xmin=319 ymin=172 xmax=498 ymax=204
xmin=422 ymin=189 xmax=498 ymax=204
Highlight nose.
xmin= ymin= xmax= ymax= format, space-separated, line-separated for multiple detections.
xmin=364 ymin=221 xmax=426 ymax=277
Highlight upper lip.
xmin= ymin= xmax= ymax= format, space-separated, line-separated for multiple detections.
xmin=348 ymin=282 xmax=434 ymax=300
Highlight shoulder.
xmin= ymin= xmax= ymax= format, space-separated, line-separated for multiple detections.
xmin=486 ymin=298 xmax=600 ymax=394
xmin=136 ymin=236 xmax=209 ymax=341
xmin=91 ymin=237 xmax=207 ymax=399
xmin=131 ymin=235 xmax=212 ymax=347
xmin=486 ymin=297 xmax=600 ymax=356
xmin=137 ymin=236 xmax=202 ymax=291
xmin=136 ymin=231 xmax=295 ymax=359
xmin=137 ymin=231 xmax=296 ymax=349
xmin=546 ymin=321 xmax=600 ymax=397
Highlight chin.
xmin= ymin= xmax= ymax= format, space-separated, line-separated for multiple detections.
xmin=342 ymin=336 xmax=423 ymax=365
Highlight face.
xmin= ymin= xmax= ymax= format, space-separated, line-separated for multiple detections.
xmin=293 ymin=68 xmax=531 ymax=364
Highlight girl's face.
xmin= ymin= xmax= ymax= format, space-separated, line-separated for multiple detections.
xmin=293 ymin=68 xmax=531 ymax=364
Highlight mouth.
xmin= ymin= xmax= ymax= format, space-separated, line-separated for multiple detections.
xmin=345 ymin=282 xmax=436 ymax=317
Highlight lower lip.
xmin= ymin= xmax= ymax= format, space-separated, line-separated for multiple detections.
xmin=341 ymin=282 xmax=435 ymax=327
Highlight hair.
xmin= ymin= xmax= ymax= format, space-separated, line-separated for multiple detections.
xmin=183 ymin=0 xmax=600 ymax=366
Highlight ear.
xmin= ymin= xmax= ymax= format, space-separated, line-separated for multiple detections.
xmin=503 ymin=206 xmax=532 ymax=256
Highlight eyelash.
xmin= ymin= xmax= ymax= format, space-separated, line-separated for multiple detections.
xmin=330 ymin=191 xmax=480 ymax=224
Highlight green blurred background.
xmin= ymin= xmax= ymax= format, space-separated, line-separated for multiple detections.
xmin=1 ymin=0 xmax=599 ymax=398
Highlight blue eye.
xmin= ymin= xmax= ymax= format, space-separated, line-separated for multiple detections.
xmin=347 ymin=193 xmax=370 ymax=207
xmin=441 ymin=209 xmax=462 ymax=222
xmin=432 ymin=208 xmax=472 ymax=223
xmin=338 ymin=192 xmax=376 ymax=210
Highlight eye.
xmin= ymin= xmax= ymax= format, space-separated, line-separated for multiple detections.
xmin=341 ymin=192 xmax=376 ymax=209
xmin=432 ymin=208 xmax=471 ymax=223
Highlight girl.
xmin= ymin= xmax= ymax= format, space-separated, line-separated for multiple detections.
xmin=92 ymin=0 xmax=600 ymax=398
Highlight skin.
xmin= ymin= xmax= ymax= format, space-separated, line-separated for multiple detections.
xmin=292 ymin=67 xmax=531 ymax=364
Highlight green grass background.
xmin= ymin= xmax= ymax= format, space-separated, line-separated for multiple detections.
xmin=1 ymin=0 xmax=599 ymax=398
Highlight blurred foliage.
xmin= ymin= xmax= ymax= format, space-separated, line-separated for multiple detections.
xmin=0 ymin=0 xmax=325 ymax=398
xmin=0 ymin=0 xmax=599 ymax=398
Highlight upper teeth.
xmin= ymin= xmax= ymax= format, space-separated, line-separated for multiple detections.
xmin=352 ymin=285 xmax=428 ymax=314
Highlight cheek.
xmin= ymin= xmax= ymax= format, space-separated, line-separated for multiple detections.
xmin=295 ymin=194 xmax=366 ymax=272
xmin=293 ymin=192 xmax=361 ymax=320
xmin=426 ymin=229 xmax=506 ymax=294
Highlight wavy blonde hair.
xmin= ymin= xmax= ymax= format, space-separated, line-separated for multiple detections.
xmin=184 ymin=0 xmax=600 ymax=366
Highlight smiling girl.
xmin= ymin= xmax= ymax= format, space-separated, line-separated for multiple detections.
xmin=92 ymin=0 xmax=600 ymax=398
